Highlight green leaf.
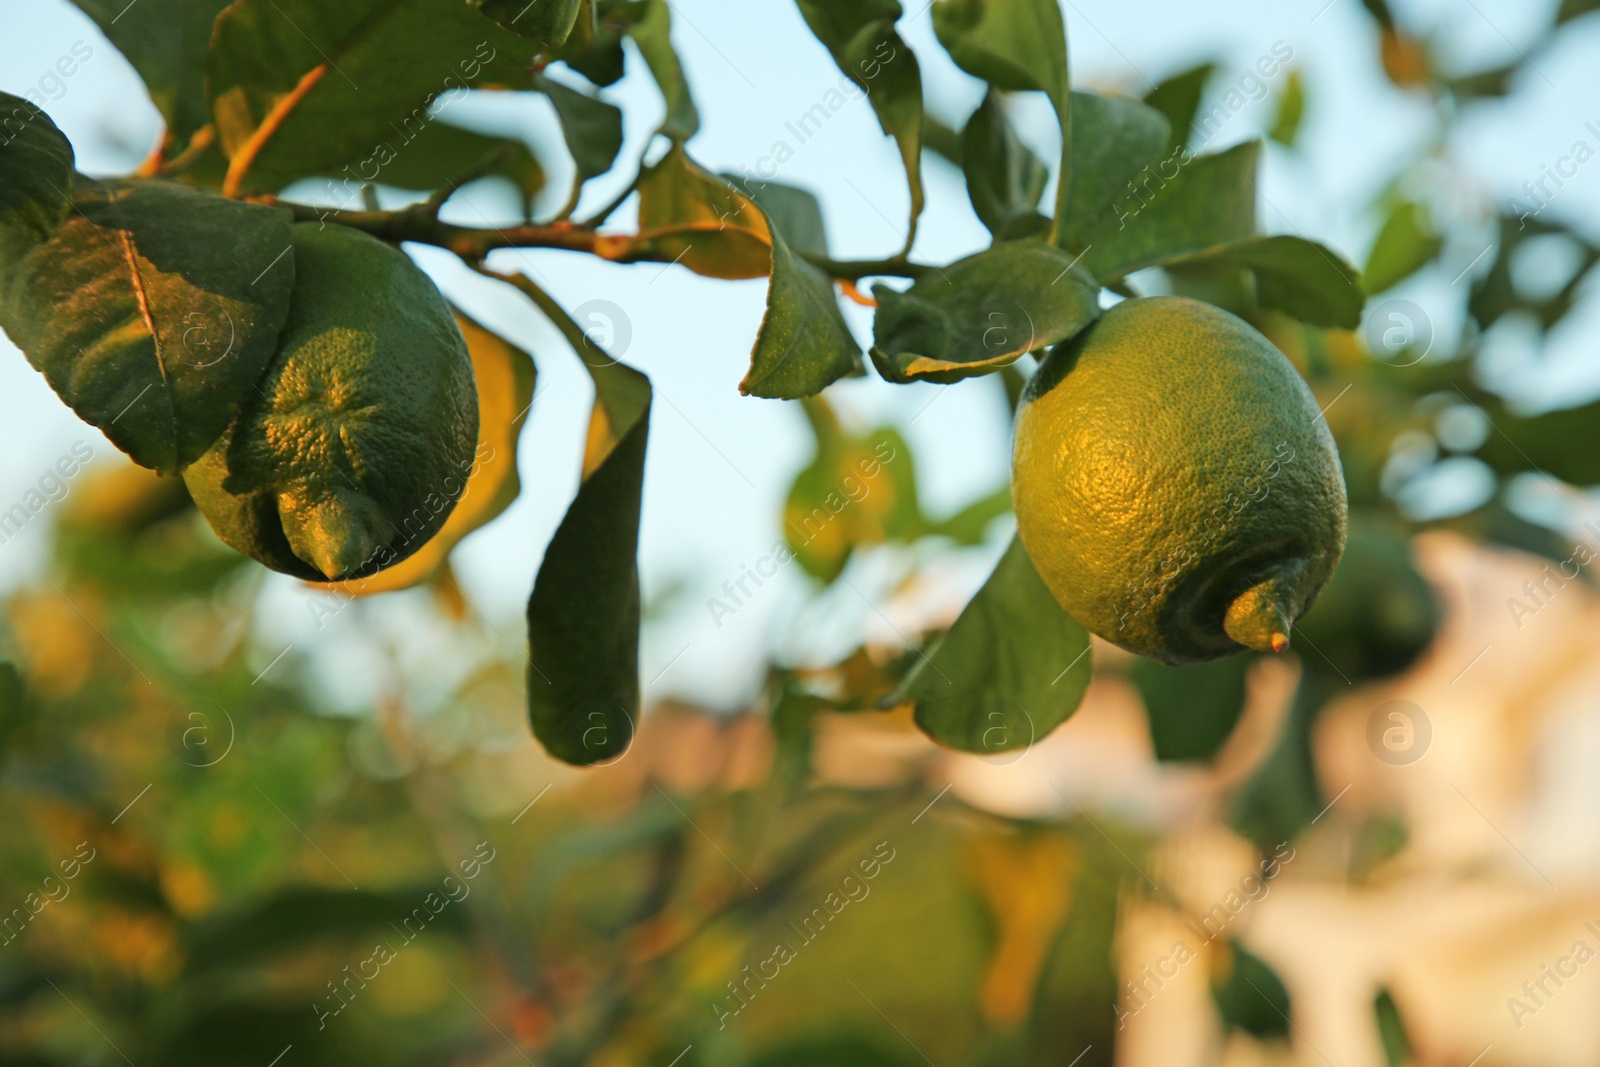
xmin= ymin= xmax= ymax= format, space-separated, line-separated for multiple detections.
xmin=1077 ymin=140 xmax=1261 ymax=281
xmin=1559 ymin=0 xmax=1600 ymax=22
xmin=870 ymin=241 xmax=1101 ymax=384
xmin=1374 ymin=988 xmax=1412 ymax=1067
xmin=1363 ymin=200 xmax=1441 ymax=295
xmin=734 ymin=176 xmax=830 ymax=260
xmin=347 ymin=119 xmax=545 ymax=219
xmin=1164 ymin=235 xmax=1365 ymax=329
xmin=1267 ymin=69 xmax=1306 ymax=146
xmin=795 ymin=0 xmax=925 ymax=251
xmin=0 ymin=662 xmax=26 ymax=762
xmin=628 ymin=0 xmax=700 ymax=141
xmin=1131 ymin=655 xmax=1251 ymax=763
xmin=472 ymin=0 xmax=584 ymax=45
xmin=0 ymin=93 xmax=75 ymax=271
xmin=1141 ymin=62 xmax=1216 ymax=151
xmin=892 ymin=536 xmax=1091 ymax=755
xmin=743 ymin=221 xmax=862 ymax=399
xmin=536 ymin=75 xmax=625 ymax=190
xmin=209 ymin=0 xmax=541 ymax=195
xmin=67 ymin=0 xmax=232 ymax=146
xmin=633 ymin=144 xmax=771 ymax=280
xmin=1230 ymin=673 xmax=1338 ymax=851
xmin=928 ymin=484 xmax=1010 ymax=545
xmin=783 ymin=402 xmax=919 ymax=580
xmin=933 ymin=0 xmax=1070 ymax=241
xmin=1060 ymin=90 xmax=1171 ymax=255
xmin=560 ymin=0 xmax=630 ymax=87
xmin=961 ymin=90 xmax=1049 ymax=240
xmin=0 ymin=180 xmax=295 ymax=474
xmin=1473 ymin=397 xmax=1600 ymax=486
xmin=528 ymin=354 xmax=650 ymax=766
xmin=1212 ymin=941 xmax=1292 ymax=1038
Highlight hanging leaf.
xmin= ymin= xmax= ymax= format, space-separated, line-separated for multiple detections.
xmin=1212 ymin=941 xmax=1292 ymax=1038
xmin=0 ymin=179 xmax=295 ymax=474
xmin=1141 ymin=61 xmax=1217 ymax=151
xmin=0 ymin=93 xmax=75 ymax=270
xmin=67 ymin=0 xmax=232 ymax=147
xmin=472 ymin=0 xmax=584 ymax=46
xmin=1077 ymin=140 xmax=1261 ymax=281
xmin=1363 ymin=200 xmax=1441 ymax=295
xmin=961 ymin=90 xmax=1050 ymax=241
xmin=327 ymin=312 xmax=536 ymax=597
xmin=890 ymin=536 xmax=1092 ymax=755
xmin=1230 ymin=673 xmax=1339 ymax=851
xmin=870 ymin=241 xmax=1100 ymax=384
xmin=560 ymin=0 xmax=630 ymax=87
xmin=1131 ymin=655 xmax=1252 ymax=763
xmin=632 ymin=144 xmax=771 ymax=279
xmin=794 ymin=0 xmax=925 ymax=251
xmin=933 ymin=0 xmax=1070 ymax=241
xmin=1374 ymin=988 xmax=1413 ymax=1067
xmin=536 ymin=74 xmax=625 ymax=196
xmin=1162 ymin=235 xmax=1365 ymax=329
xmin=209 ymin=0 xmax=541 ymax=195
xmin=1267 ymin=70 xmax=1306 ymax=146
xmin=528 ymin=351 xmax=650 ymax=766
xmin=628 ymin=0 xmax=701 ymax=141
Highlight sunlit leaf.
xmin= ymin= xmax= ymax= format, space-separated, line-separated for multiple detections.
xmin=528 ymin=353 xmax=649 ymax=766
xmin=326 ymin=312 xmax=536 ymax=597
xmin=870 ymin=241 xmax=1100 ymax=384
xmin=0 ymin=179 xmax=295 ymax=473
xmin=209 ymin=0 xmax=541 ymax=195
xmin=1363 ymin=200 xmax=1440 ymax=295
xmin=892 ymin=536 xmax=1091 ymax=755
xmin=795 ymin=0 xmax=925 ymax=250
xmin=632 ymin=144 xmax=771 ymax=280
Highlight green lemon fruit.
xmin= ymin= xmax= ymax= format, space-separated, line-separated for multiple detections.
xmin=1012 ymin=296 xmax=1347 ymax=664
xmin=1290 ymin=513 xmax=1438 ymax=681
xmin=184 ymin=223 xmax=478 ymax=582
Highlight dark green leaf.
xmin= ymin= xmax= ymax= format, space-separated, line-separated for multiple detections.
xmin=1141 ymin=62 xmax=1216 ymax=151
xmin=743 ymin=220 xmax=861 ymax=398
xmin=1444 ymin=61 xmax=1518 ymax=100
xmin=1364 ymin=201 xmax=1441 ymax=294
xmin=1230 ymin=673 xmax=1338 ymax=851
xmin=961 ymin=90 xmax=1049 ymax=240
xmin=1374 ymin=988 xmax=1412 ymax=1067
xmin=1267 ymin=70 xmax=1306 ymax=146
xmin=1077 ymin=140 xmax=1261 ymax=281
xmin=795 ymin=0 xmax=925 ymax=250
xmin=870 ymin=241 xmax=1100 ymax=384
xmin=730 ymin=175 xmax=830 ymax=260
xmin=1213 ymin=941 xmax=1292 ymax=1038
xmin=0 ymin=93 xmax=75 ymax=271
xmin=0 ymin=180 xmax=295 ymax=473
xmin=922 ymin=113 xmax=964 ymax=167
xmin=628 ymin=0 xmax=700 ymax=141
xmin=472 ymin=0 xmax=583 ymax=46
xmin=1469 ymin=216 xmax=1599 ymax=333
xmin=209 ymin=0 xmax=541 ymax=195
xmin=536 ymin=75 xmax=625 ymax=188
xmin=1361 ymin=0 xmax=1396 ymax=27
xmin=1165 ymin=235 xmax=1365 ymax=329
xmin=560 ymin=0 xmax=630 ymax=87
xmin=892 ymin=536 xmax=1092 ymax=755
xmin=0 ymin=662 xmax=26 ymax=762
xmin=68 ymin=0 xmax=231 ymax=145
xmin=528 ymin=356 xmax=649 ymax=766
xmin=348 ymin=119 xmax=545 ymax=219
xmin=1131 ymin=655 xmax=1251 ymax=763
xmin=933 ymin=0 xmax=1070 ymax=242
xmin=1061 ymin=90 xmax=1171 ymax=255
xmin=1473 ymin=397 xmax=1600 ymax=486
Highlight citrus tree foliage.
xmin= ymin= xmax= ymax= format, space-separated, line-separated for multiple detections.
xmin=4 ymin=0 xmax=1377 ymax=771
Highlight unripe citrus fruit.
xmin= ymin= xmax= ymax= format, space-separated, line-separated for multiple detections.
xmin=1012 ymin=296 xmax=1347 ymax=664
xmin=184 ymin=223 xmax=478 ymax=581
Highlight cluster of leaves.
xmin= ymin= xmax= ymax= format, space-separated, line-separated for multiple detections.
xmin=0 ymin=0 xmax=1370 ymax=771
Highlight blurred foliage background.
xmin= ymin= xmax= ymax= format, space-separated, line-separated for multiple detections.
xmin=9 ymin=0 xmax=1600 ymax=1064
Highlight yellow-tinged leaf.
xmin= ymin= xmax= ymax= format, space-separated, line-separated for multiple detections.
xmin=967 ymin=833 xmax=1079 ymax=1028
xmin=322 ymin=312 xmax=535 ymax=597
xmin=630 ymin=144 xmax=771 ymax=280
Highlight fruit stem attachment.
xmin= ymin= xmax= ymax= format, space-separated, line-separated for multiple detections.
xmin=1224 ymin=571 xmax=1306 ymax=655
